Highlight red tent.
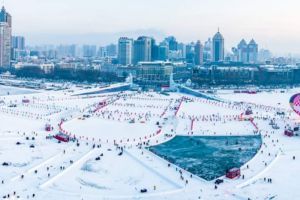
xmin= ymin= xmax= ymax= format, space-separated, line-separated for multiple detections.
xmin=226 ymin=168 xmax=241 ymax=179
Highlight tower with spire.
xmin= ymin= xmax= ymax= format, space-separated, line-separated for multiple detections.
xmin=212 ymin=29 xmax=224 ymax=62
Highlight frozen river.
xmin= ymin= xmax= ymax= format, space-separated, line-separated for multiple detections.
xmin=149 ymin=135 xmax=262 ymax=181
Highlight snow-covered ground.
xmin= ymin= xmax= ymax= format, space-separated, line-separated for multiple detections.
xmin=0 ymin=85 xmax=38 ymax=96
xmin=0 ymin=84 xmax=300 ymax=200
xmin=218 ymin=89 xmax=298 ymax=110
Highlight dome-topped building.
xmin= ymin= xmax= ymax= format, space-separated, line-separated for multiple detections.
xmin=213 ymin=31 xmax=224 ymax=41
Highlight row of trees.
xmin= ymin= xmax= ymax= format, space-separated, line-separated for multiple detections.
xmin=6 ymin=66 xmax=123 ymax=83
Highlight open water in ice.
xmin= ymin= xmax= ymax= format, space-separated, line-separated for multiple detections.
xmin=149 ymin=135 xmax=262 ymax=181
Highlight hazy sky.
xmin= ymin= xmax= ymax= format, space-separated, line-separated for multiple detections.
xmin=5 ymin=0 xmax=300 ymax=55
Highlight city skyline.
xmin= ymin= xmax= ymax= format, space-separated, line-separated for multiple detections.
xmin=4 ymin=0 xmax=300 ymax=56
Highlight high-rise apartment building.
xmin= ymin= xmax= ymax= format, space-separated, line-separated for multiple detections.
xmin=194 ymin=40 xmax=204 ymax=65
xmin=133 ymin=36 xmax=152 ymax=64
xmin=0 ymin=6 xmax=12 ymax=67
xmin=177 ymin=43 xmax=186 ymax=59
xmin=82 ymin=45 xmax=97 ymax=58
xmin=106 ymin=44 xmax=117 ymax=57
xmin=185 ymin=42 xmax=195 ymax=64
xmin=12 ymin=36 xmax=26 ymax=60
xmin=157 ymin=41 xmax=169 ymax=61
xmin=56 ymin=44 xmax=77 ymax=58
xmin=118 ymin=37 xmax=133 ymax=65
xmin=12 ymin=36 xmax=25 ymax=50
xmin=165 ymin=36 xmax=178 ymax=51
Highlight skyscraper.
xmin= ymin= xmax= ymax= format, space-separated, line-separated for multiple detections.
xmin=97 ymin=46 xmax=107 ymax=58
xmin=212 ymin=30 xmax=224 ymax=62
xmin=118 ymin=37 xmax=133 ymax=65
xmin=165 ymin=36 xmax=178 ymax=51
xmin=247 ymin=39 xmax=258 ymax=64
xmin=133 ymin=36 xmax=152 ymax=64
xmin=12 ymin=36 xmax=26 ymax=60
xmin=203 ymin=38 xmax=212 ymax=62
xmin=185 ymin=42 xmax=195 ymax=64
xmin=157 ymin=41 xmax=169 ymax=61
xmin=236 ymin=39 xmax=258 ymax=64
xmin=82 ymin=45 xmax=97 ymax=58
xmin=177 ymin=43 xmax=186 ymax=59
xmin=237 ymin=39 xmax=248 ymax=63
xmin=151 ymin=38 xmax=159 ymax=61
xmin=0 ymin=6 xmax=11 ymax=27
xmin=0 ymin=6 xmax=12 ymax=67
xmin=194 ymin=40 xmax=204 ymax=65
xmin=106 ymin=44 xmax=117 ymax=57
xmin=12 ymin=36 xmax=25 ymax=50
xmin=56 ymin=44 xmax=77 ymax=58
xmin=258 ymin=49 xmax=272 ymax=63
